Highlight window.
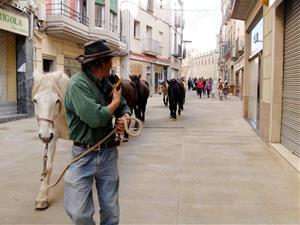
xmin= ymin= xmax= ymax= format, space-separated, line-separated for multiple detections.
xmin=95 ymin=2 xmax=105 ymax=27
xmin=134 ymin=20 xmax=140 ymax=38
xmin=146 ymin=25 xmax=152 ymax=39
xmin=110 ymin=11 xmax=117 ymax=32
xmin=147 ymin=0 xmax=154 ymax=12
xmin=64 ymin=57 xmax=81 ymax=77
xmin=159 ymin=31 xmax=164 ymax=51
xmin=43 ymin=58 xmax=55 ymax=73
xmin=159 ymin=31 xmax=163 ymax=44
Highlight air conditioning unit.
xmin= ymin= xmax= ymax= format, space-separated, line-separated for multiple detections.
xmin=37 ymin=3 xmax=46 ymax=21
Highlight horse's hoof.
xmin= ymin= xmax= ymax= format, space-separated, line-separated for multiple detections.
xmin=123 ymin=137 xmax=129 ymax=142
xmin=35 ymin=200 xmax=49 ymax=210
xmin=172 ymin=118 xmax=176 ymax=121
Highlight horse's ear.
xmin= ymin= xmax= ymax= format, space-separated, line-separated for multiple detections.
xmin=138 ymin=74 xmax=141 ymax=79
xmin=33 ymin=70 xmax=43 ymax=83
xmin=129 ymin=75 xmax=134 ymax=81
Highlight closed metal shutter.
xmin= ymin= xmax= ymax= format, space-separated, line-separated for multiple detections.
xmin=0 ymin=31 xmax=17 ymax=116
xmin=281 ymin=0 xmax=300 ymax=156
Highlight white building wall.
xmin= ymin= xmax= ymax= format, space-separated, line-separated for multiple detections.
xmin=190 ymin=51 xmax=219 ymax=80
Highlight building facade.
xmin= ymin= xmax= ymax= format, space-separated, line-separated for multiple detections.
xmin=121 ymin=0 xmax=184 ymax=93
xmin=183 ymin=50 xmax=219 ymax=80
xmin=33 ymin=0 xmax=127 ymax=77
xmin=0 ymin=1 xmax=34 ymax=122
xmin=219 ymin=0 xmax=245 ymax=97
xmin=232 ymin=0 xmax=300 ymax=170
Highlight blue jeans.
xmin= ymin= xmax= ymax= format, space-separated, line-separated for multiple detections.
xmin=64 ymin=145 xmax=119 ymax=225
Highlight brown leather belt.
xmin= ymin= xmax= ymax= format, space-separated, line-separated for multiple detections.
xmin=73 ymin=140 xmax=120 ymax=149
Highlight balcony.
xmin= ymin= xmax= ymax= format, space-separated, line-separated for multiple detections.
xmin=110 ymin=23 xmax=118 ymax=33
xmin=142 ymin=38 xmax=162 ymax=56
xmin=231 ymin=0 xmax=254 ymax=20
xmin=95 ymin=19 xmax=105 ymax=28
xmin=236 ymin=36 xmax=244 ymax=54
xmin=222 ymin=3 xmax=232 ymax=25
xmin=46 ymin=2 xmax=89 ymax=44
xmin=174 ymin=14 xmax=183 ymax=28
xmin=173 ymin=44 xmax=182 ymax=58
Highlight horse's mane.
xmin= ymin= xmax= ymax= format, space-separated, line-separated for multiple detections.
xmin=32 ymin=71 xmax=68 ymax=98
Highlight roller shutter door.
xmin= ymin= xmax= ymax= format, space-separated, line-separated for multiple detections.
xmin=281 ymin=0 xmax=300 ymax=156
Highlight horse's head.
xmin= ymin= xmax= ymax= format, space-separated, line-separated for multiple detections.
xmin=32 ymin=71 xmax=64 ymax=144
xmin=129 ymin=74 xmax=141 ymax=87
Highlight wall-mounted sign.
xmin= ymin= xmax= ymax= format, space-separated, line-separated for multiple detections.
xmin=0 ymin=8 xmax=29 ymax=36
xmin=250 ymin=18 xmax=263 ymax=57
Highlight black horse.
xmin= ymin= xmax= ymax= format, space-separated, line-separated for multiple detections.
xmin=167 ymin=78 xmax=185 ymax=120
xmin=129 ymin=74 xmax=150 ymax=122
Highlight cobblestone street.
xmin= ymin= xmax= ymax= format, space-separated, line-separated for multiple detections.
xmin=0 ymin=92 xmax=299 ymax=224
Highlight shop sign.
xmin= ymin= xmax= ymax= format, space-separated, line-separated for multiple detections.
xmin=0 ymin=8 xmax=29 ymax=36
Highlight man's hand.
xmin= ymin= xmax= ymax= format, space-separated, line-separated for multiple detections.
xmin=115 ymin=114 xmax=129 ymax=134
xmin=108 ymin=88 xmax=122 ymax=114
xmin=112 ymin=88 xmax=121 ymax=105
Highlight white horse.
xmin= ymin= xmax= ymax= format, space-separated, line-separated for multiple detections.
xmin=32 ymin=70 xmax=69 ymax=209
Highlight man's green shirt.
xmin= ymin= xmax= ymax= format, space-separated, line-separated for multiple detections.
xmin=64 ymin=70 xmax=131 ymax=145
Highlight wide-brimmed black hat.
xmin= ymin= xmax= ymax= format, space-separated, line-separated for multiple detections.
xmin=76 ymin=39 xmax=123 ymax=64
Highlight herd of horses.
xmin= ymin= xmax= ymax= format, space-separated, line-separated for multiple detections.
xmin=31 ymin=70 xmax=186 ymax=209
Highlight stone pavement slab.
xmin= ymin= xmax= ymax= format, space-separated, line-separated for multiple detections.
xmin=0 ymin=92 xmax=299 ymax=225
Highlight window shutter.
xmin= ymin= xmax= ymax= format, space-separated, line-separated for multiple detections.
xmin=95 ymin=0 xmax=105 ymax=5
xmin=110 ymin=0 xmax=118 ymax=14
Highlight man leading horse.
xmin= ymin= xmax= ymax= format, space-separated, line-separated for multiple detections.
xmin=64 ymin=39 xmax=131 ymax=225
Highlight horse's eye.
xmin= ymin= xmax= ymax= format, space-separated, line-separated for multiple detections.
xmin=33 ymin=99 xmax=37 ymax=104
xmin=56 ymin=99 xmax=60 ymax=104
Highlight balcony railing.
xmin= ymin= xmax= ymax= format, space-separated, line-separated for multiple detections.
xmin=95 ymin=19 xmax=105 ymax=28
xmin=142 ymin=38 xmax=162 ymax=55
xmin=110 ymin=23 xmax=118 ymax=33
xmin=120 ymin=35 xmax=127 ymax=44
xmin=222 ymin=2 xmax=232 ymax=25
xmin=47 ymin=2 xmax=89 ymax=26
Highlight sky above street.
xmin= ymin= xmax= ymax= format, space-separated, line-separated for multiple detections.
xmin=183 ymin=0 xmax=221 ymax=53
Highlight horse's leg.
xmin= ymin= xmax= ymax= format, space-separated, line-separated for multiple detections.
xmin=35 ymin=138 xmax=57 ymax=209
xmin=178 ymin=102 xmax=181 ymax=116
xmin=174 ymin=103 xmax=177 ymax=120
xmin=141 ymin=103 xmax=146 ymax=122
xmin=133 ymin=106 xmax=140 ymax=129
xmin=123 ymin=108 xmax=134 ymax=142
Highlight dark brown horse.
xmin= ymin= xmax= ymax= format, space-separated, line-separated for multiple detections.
xmin=121 ymin=79 xmax=138 ymax=141
xmin=130 ymin=74 xmax=150 ymax=122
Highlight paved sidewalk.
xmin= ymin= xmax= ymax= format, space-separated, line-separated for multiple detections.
xmin=0 ymin=92 xmax=299 ymax=224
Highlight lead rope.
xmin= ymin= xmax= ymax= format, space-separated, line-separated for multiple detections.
xmin=45 ymin=116 xmax=143 ymax=189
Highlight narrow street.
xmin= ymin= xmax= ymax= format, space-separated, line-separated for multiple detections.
xmin=0 ymin=92 xmax=299 ymax=224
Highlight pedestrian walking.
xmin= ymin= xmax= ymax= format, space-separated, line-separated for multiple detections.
xmin=206 ymin=81 xmax=211 ymax=98
xmin=202 ymin=78 xmax=206 ymax=96
xmin=223 ymin=80 xmax=229 ymax=99
xmin=197 ymin=78 xmax=203 ymax=98
xmin=217 ymin=79 xmax=223 ymax=101
xmin=64 ymin=39 xmax=131 ymax=225
xmin=193 ymin=77 xmax=198 ymax=91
